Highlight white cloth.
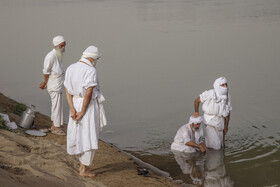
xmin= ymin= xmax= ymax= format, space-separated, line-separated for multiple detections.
xmin=171 ymin=123 xmax=204 ymax=153
xmin=200 ymin=87 xmax=232 ymax=150
xmin=48 ymin=91 xmax=63 ymax=127
xmin=82 ymin=46 xmax=101 ymax=60
xmin=43 ymin=49 xmax=64 ymax=93
xmin=0 ymin=113 xmax=18 ymax=130
xmin=64 ymin=60 xmax=105 ymax=155
xmin=200 ymin=89 xmax=232 ymax=129
xmin=52 ymin=35 xmax=65 ymax=46
xmin=213 ymin=77 xmax=228 ymax=101
xmin=189 ymin=116 xmax=203 ymax=124
xmin=204 ymin=125 xmax=223 ymax=150
xmin=79 ymin=150 xmax=95 ymax=166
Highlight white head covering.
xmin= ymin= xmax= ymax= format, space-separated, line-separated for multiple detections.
xmin=82 ymin=46 xmax=101 ymax=60
xmin=213 ymin=77 xmax=228 ymax=101
xmin=189 ymin=116 xmax=203 ymax=125
xmin=52 ymin=35 xmax=65 ymax=46
xmin=212 ymin=77 xmax=232 ymax=117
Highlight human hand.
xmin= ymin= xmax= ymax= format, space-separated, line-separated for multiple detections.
xmin=39 ymin=81 xmax=47 ymax=90
xmin=223 ymin=127 xmax=228 ymax=136
xmin=199 ymin=145 xmax=206 ymax=153
xmin=199 ymin=143 xmax=208 ymax=153
xmin=192 ymin=112 xmax=200 ymax=118
xmin=76 ymin=111 xmax=85 ymax=121
xmin=70 ymin=108 xmax=77 ymax=120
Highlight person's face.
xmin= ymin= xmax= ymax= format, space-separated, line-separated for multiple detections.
xmin=220 ymin=83 xmax=228 ymax=88
xmin=58 ymin=42 xmax=66 ymax=52
xmin=193 ymin=123 xmax=201 ymax=130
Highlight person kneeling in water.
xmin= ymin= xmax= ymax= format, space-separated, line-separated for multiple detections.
xmin=171 ymin=115 xmax=207 ymax=153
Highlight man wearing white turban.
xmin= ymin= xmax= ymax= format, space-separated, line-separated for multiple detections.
xmin=64 ymin=45 xmax=107 ymax=177
xmin=193 ymin=77 xmax=232 ymax=150
xmin=39 ymin=35 xmax=66 ymax=135
xmin=171 ymin=115 xmax=207 ymax=153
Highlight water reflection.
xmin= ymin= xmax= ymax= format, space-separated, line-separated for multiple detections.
xmin=172 ymin=150 xmax=233 ymax=186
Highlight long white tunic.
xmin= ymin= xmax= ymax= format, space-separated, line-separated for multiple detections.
xmin=200 ymin=90 xmax=232 ymax=131
xmin=171 ymin=123 xmax=204 ymax=153
xmin=200 ymin=89 xmax=232 ymax=149
xmin=43 ymin=49 xmax=64 ymax=93
xmin=64 ymin=61 xmax=100 ymax=155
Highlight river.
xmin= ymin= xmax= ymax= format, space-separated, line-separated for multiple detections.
xmin=0 ymin=0 xmax=279 ymax=186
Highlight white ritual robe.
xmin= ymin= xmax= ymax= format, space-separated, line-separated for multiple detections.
xmin=79 ymin=150 xmax=95 ymax=166
xmin=64 ymin=61 xmax=101 ymax=155
xmin=200 ymin=90 xmax=232 ymax=150
xmin=171 ymin=124 xmax=204 ymax=153
xmin=43 ymin=49 xmax=64 ymax=127
xmin=43 ymin=49 xmax=64 ymax=93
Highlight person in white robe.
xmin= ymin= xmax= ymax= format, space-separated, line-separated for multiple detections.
xmin=171 ymin=116 xmax=207 ymax=153
xmin=64 ymin=45 xmax=107 ymax=177
xmin=39 ymin=35 xmax=66 ymax=135
xmin=193 ymin=77 xmax=232 ymax=150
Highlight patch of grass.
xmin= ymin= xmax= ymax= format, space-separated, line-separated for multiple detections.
xmin=12 ymin=104 xmax=27 ymax=116
xmin=0 ymin=115 xmax=11 ymax=131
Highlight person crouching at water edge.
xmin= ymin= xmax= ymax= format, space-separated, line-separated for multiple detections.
xmin=64 ymin=46 xmax=107 ymax=177
xmin=171 ymin=115 xmax=207 ymax=153
xmin=193 ymin=77 xmax=232 ymax=150
xmin=39 ymin=36 xmax=66 ymax=136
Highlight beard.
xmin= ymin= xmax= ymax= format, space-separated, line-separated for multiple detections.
xmin=191 ymin=125 xmax=199 ymax=132
xmin=92 ymin=60 xmax=97 ymax=67
xmin=55 ymin=47 xmax=65 ymax=62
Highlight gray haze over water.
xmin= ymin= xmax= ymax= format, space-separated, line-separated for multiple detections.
xmin=1 ymin=0 xmax=280 ymax=186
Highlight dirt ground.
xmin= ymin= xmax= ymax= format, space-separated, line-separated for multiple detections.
xmin=0 ymin=93 xmax=181 ymax=187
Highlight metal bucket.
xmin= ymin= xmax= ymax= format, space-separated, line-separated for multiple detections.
xmin=18 ymin=108 xmax=35 ymax=129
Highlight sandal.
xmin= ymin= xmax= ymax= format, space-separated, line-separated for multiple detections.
xmin=51 ymin=128 xmax=66 ymax=136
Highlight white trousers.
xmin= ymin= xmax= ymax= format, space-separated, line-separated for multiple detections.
xmin=48 ymin=91 xmax=63 ymax=127
xmin=205 ymin=125 xmax=223 ymax=150
xmin=79 ymin=150 xmax=96 ymax=166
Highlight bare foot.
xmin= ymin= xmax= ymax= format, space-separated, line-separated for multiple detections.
xmin=79 ymin=170 xmax=95 ymax=178
xmin=79 ymin=164 xmax=95 ymax=178
xmin=50 ymin=123 xmax=66 ymax=136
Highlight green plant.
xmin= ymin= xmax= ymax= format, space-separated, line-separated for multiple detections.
xmin=12 ymin=104 xmax=27 ymax=116
xmin=0 ymin=115 xmax=10 ymax=131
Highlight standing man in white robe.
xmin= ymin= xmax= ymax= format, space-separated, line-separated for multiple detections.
xmin=171 ymin=116 xmax=207 ymax=153
xmin=39 ymin=35 xmax=66 ymax=135
xmin=193 ymin=77 xmax=232 ymax=150
xmin=64 ymin=46 xmax=107 ymax=177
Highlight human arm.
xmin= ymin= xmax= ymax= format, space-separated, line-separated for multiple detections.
xmin=65 ymin=88 xmax=77 ymax=120
xmin=193 ymin=96 xmax=201 ymax=117
xmin=223 ymin=113 xmax=230 ymax=135
xmin=39 ymin=74 xmax=49 ymax=89
xmin=186 ymin=141 xmax=207 ymax=153
xmin=76 ymin=87 xmax=94 ymax=121
xmin=40 ymin=55 xmax=53 ymax=90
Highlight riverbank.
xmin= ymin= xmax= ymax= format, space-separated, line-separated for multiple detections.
xmin=0 ymin=93 xmax=181 ymax=187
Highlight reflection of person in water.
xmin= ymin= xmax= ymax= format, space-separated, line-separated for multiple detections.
xmin=204 ymin=150 xmax=233 ymax=187
xmin=172 ymin=149 xmax=233 ymax=186
xmin=172 ymin=151 xmax=205 ymax=186
xmin=171 ymin=115 xmax=207 ymax=153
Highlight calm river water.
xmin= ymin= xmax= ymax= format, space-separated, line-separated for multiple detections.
xmin=0 ymin=0 xmax=279 ymax=186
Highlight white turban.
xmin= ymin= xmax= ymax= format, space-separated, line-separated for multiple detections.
xmin=213 ymin=77 xmax=228 ymax=101
xmin=82 ymin=46 xmax=101 ymax=60
xmin=189 ymin=116 xmax=203 ymax=125
xmin=52 ymin=35 xmax=65 ymax=46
